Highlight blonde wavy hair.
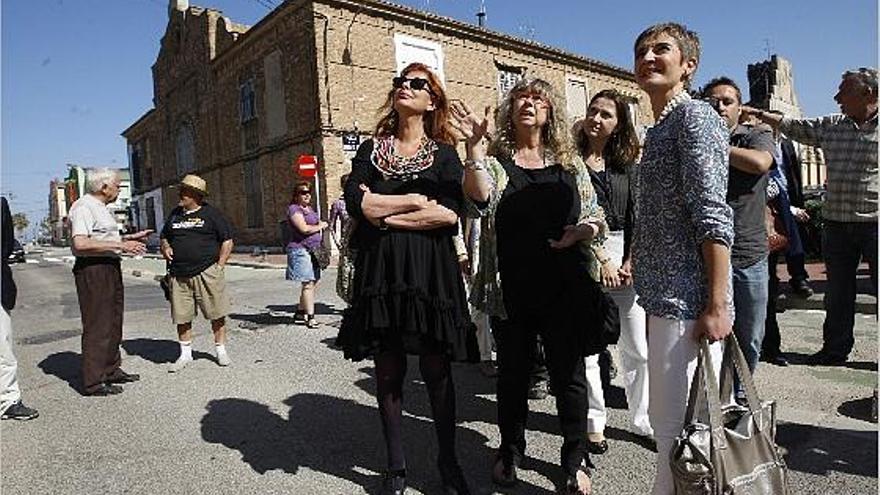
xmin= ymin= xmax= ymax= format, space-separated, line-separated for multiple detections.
xmin=488 ymin=77 xmax=576 ymax=169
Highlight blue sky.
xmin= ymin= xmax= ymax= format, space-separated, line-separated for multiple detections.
xmin=2 ymin=0 xmax=877 ymax=238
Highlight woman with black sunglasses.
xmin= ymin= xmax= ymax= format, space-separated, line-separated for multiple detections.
xmin=336 ymin=62 xmax=476 ymax=495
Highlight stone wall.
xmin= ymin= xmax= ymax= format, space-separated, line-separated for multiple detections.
xmin=125 ymin=0 xmax=648 ymax=247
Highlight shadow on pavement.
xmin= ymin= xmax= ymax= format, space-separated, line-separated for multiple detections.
xmin=228 ymin=312 xmax=297 ymax=327
xmin=604 ymin=426 xmax=657 ymax=452
xmin=350 ymin=362 xmax=584 ymax=490
xmin=837 ymin=396 xmax=877 ymax=423
xmin=229 ymin=303 xmax=343 ymax=329
xmin=37 ymin=351 xmax=80 ymax=393
xmin=783 ymin=351 xmax=878 ymax=371
xmin=777 ymin=422 xmax=878 ymax=478
xmin=265 ymin=303 xmax=343 ymax=317
xmin=122 ymin=338 xmax=212 ymax=364
xmin=199 ymin=392 xmax=520 ymax=494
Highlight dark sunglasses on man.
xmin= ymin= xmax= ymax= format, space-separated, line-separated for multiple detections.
xmin=392 ymin=76 xmax=435 ymax=95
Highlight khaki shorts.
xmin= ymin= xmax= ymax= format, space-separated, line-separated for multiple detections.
xmin=169 ymin=263 xmax=231 ymax=324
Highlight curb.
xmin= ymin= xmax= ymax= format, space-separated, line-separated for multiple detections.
xmin=139 ymin=253 xmax=286 ymax=270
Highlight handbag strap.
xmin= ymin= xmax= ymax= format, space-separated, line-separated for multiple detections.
xmin=684 ymin=338 xmax=725 ymax=447
xmin=697 ymin=339 xmax=727 ymax=448
xmin=719 ymin=333 xmax=766 ymax=428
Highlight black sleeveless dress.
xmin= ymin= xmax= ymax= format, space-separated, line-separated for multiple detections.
xmin=335 ymin=138 xmax=478 ymax=362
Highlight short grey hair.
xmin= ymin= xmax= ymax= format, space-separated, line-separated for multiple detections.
xmin=86 ymin=168 xmax=119 ymax=193
xmin=842 ymin=67 xmax=878 ymax=96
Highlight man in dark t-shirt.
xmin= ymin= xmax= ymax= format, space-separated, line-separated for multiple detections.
xmin=703 ymin=77 xmax=776 ymax=400
xmin=160 ymin=175 xmax=234 ymax=372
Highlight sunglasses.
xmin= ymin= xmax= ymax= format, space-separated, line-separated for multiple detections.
xmin=296 ymin=189 xmax=312 ymax=195
xmin=392 ymin=76 xmax=435 ymax=94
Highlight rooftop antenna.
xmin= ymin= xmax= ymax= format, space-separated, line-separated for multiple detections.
xmin=477 ymin=0 xmax=486 ymax=27
xmin=422 ymin=0 xmax=430 ymax=31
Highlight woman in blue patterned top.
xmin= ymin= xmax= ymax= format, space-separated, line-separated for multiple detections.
xmin=630 ymin=22 xmax=734 ymax=495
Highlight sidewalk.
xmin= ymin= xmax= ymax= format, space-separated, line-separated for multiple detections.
xmin=777 ymin=260 xmax=876 ymax=314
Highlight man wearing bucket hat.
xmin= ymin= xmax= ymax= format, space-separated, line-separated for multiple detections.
xmin=160 ymin=174 xmax=235 ymax=372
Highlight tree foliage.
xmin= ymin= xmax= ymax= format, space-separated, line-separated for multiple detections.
xmin=11 ymin=212 xmax=28 ymax=234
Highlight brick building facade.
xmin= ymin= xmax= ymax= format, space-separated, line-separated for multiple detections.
xmin=123 ymin=0 xmax=648 ymax=247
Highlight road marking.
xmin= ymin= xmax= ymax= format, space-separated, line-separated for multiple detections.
xmin=24 ymin=259 xmax=38 ymax=264
xmin=43 ymin=257 xmax=61 ymax=262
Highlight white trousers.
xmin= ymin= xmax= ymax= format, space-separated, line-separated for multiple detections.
xmin=473 ymin=308 xmax=494 ymax=361
xmin=610 ymin=284 xmax=652 ymax=436
xmin=0 ymin=307 xmax=21 ymax=414
xmin=585 ymin=231 xmax=651 ymax=436
xmin=584 ymin=353 xmax=606 ymax=433
xmin=648 ymin=315 xmax=722 ymax=495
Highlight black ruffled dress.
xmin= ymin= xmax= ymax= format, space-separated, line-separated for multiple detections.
xmin=335 ymin=137 xmax=478 ymax=362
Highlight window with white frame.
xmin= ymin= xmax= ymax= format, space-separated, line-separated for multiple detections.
xmin=393 ymin=33 xmax=445 ymax=82
xmin=240 ymin=79 xmax=256 ymax=123
xmin=566 ymin=78 xmax=589 ymax=123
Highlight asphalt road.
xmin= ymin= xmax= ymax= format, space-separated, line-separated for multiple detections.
xmin=1 ymin=248 xmax=876 ymax=494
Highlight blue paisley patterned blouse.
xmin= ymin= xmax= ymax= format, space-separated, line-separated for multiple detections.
xmin=632 ymin=97 xmax=734 ymax=320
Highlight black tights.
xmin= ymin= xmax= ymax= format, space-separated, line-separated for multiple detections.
xmin=374 ymin=350 xmax=457 ymax=471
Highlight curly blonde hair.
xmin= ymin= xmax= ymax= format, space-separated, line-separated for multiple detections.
xmin=488 ymin=77 xmax=576 ymax=169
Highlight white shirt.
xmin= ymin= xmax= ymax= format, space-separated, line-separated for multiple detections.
xmin=68 ymin=194 xmax=120 ymax=258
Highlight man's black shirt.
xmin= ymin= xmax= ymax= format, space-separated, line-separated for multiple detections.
xmin=160 ymin=203 xmax=233 ymax=277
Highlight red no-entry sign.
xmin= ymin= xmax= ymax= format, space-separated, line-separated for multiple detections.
xmin=295 ymin=155 xmax=318 ymax=178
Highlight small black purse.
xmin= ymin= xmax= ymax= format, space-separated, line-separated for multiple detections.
xmin=598 ymin=288 xmax=620 ymax=346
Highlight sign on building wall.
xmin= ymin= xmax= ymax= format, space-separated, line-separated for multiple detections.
xmin=342 ymin=132 xmax=360 ymax=153
xmin=393 ymin=33 xmax=445 ymax=83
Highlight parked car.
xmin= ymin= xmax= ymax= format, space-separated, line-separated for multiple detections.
xmin=7 ymin=239 xmax=25 ymax=263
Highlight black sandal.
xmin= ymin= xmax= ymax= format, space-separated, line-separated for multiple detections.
xmin=305 ymin=315 xmax=319 ymax=329
xmin=586 ymin=438 xmax=608 ymax=455
xmin=293 ymin=310 xmax=306 ymax=324
xmin=438 ymin=459 xmax=471 ymax=495
xmin=380 ymin=468 xmax=407 ymax=495
xmin=491 ymin=453 xmax=519 ymax=487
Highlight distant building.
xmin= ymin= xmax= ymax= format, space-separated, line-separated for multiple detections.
xmin=56 ymin=166 xmax=132 ymax=243
xmin=123 ymin=0 xmax=649 ymax=247
xmin=748 ymin=54 xmax=825 ymax=190
xmin=48 ymin=179 xmax=68 ymax=245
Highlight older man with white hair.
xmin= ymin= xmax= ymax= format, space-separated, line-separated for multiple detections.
xmin=68 ymin=168 xmax=152 ymax=396
xmin=745 ymin=67 xmax=878 ymax=366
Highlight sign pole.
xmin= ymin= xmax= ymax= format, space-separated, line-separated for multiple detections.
xmin=313 ymin=173 xmax=322 ymax=221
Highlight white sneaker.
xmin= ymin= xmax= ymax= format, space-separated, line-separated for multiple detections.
xmin=168 ymin=356 xmax=193 ymax=373
xmin=216 ymin=352 xmax=231 ymax=367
